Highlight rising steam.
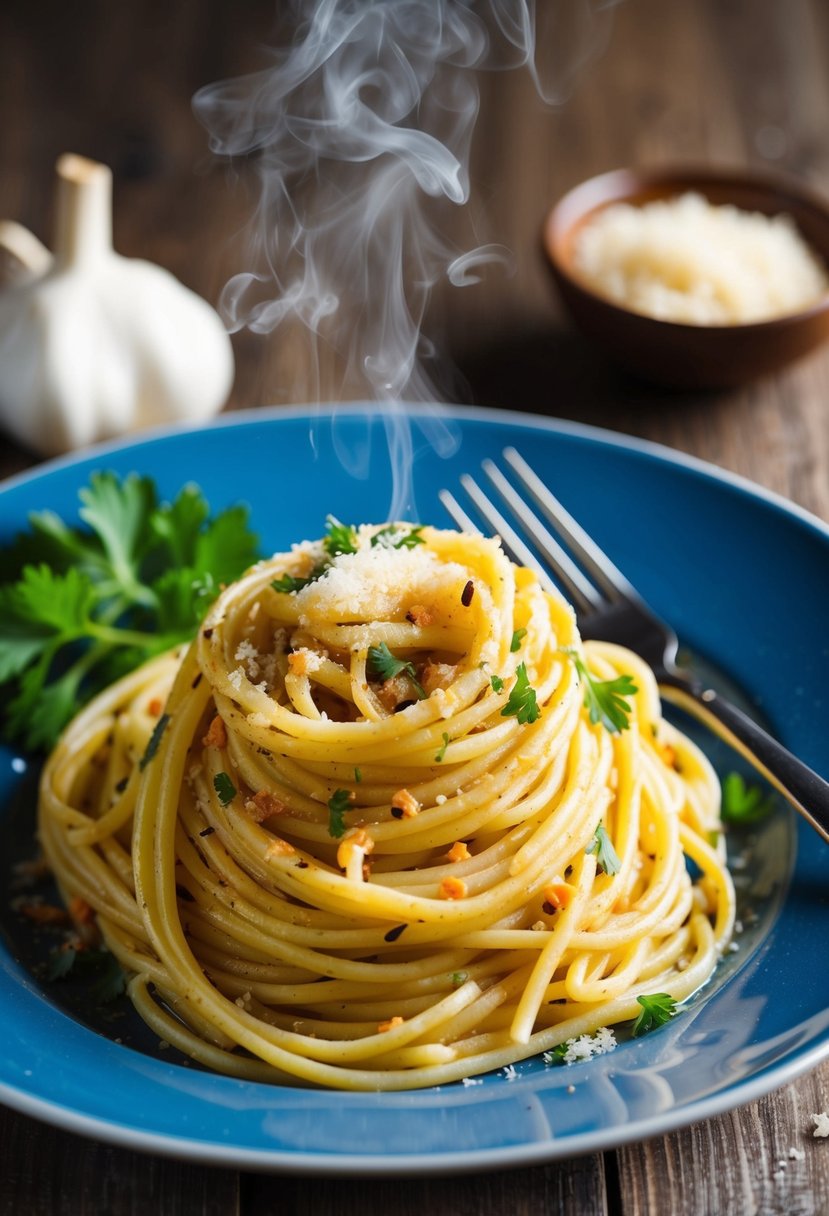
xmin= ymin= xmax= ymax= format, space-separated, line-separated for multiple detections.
xmin=194 ymin=0 xmax=614 ymax=514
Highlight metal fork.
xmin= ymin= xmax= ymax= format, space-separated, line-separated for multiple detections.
xmin=440 ymin=446 xmax=829 ymax=845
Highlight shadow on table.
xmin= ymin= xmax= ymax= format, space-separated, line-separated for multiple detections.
xmin=450 ymin=323 xmax=723 ymax=430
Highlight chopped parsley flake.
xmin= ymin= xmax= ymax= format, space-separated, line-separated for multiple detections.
xmin=500 ymin=662 xmax=540 ymax=724
xmin=544 ymin=1042 xmax=570 ymax=1063
xmin=213 ymin=771 xmax=237 ymax=806
xmin=490 ymin=673 xmax=504 ymax=693
xmin=271 ymin=571 xmax=318 ymax=593
xmin=367 ymin=642 xmax=426 ymax=700
xmin=435 ymin=732 xmax=450 ymax=762
xmin=139 ymin=713 xmax=170 ymax=771
xmin=510 ymin=627 xmax=527 ymax=652
xmin=586 ymin=823 xmax=622 ymax=876
xmin=45 ymin=947 xmax=126 ymax=1004
xmin=631 ymin=992 xmax=677 ymax=1036
xmin=721 ymin=771 xmax=775 ymax=824
xmin=371 ymin=524 xmax=425 ymax=550
xmin=327 ymin=789 xmax=352 ymax=838
xmin=323 ymin=516 xmax=358 ymax=556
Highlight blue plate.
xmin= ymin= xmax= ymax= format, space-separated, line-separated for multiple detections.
xmin=1 ymin=404 xmax=827 ymax=1174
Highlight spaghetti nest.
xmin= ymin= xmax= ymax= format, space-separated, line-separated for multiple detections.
xmin=39 ymin=524 xmax=734 ymax=1090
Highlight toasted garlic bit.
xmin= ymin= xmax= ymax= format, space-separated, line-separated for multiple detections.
xmin=0 ymin=155 xmax=234 ymax=456
xmin=446 ymin=841 xmax=470 ymax=863
xmin=391 ymin=789 xmax=420 ymax=819
xmin=377 ymin=1016 xmax=404 ymax=1033
xmin=337 ymin=828 xmax=376 ymax=883
xmin=406 ymin=603 xmax=433 ymax=626
xmin=439 ymin=876 xmax=467 ymax=901
xmin=543 ymin=880 xmax=576 ymax=910
xmin=264 ymin=838 xmax=296 ymax=859
xmin=202 ymin=715 xmax=228 ymax=750
xmin=246 ymin=790 xmax=287 ymax=822
xmin=422 ymin=660 xmax=458 ymax=695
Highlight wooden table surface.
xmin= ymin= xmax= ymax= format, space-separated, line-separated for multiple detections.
xmin=1 ymin=0 xmax=828 ymax=1211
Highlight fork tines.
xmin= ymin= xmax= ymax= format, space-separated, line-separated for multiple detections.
xmin=439 ymin=447 xmax=639 ymax=617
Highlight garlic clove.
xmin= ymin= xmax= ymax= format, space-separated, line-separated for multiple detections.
xmin=0 ymin=221 xmax=53 ymax=285
xmin=0 ymin=153 xmax=235 ymax=457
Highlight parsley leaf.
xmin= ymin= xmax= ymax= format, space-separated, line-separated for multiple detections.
xmin=45 ymin=947 xmax=127 ymax=1004
xmin=327 ymin=789 xmax=352 ymax=838
xmin=631 ymin=992 xmax=677 ymax=1037
xmin=500 ymin=662 xmax=541 ymax=724
xmin=545 ymin=1042 xmax=570 ymax=1063
xmin=323 ymin=516 xmax=358 ymax=556
xmin=510 ymin=627 xmax=527 ymax=653
xmin=45 ymin=947 xmax=79 ymax=981
xmin=586 ymin=822 xmax=621 ymax=876
xmin=721 ymin=772 xmax=775 ymax=824
xmin=213 ymin=772 xmax=237 ymax=805
xmin=0 ymin=473 xmax=259 ymax=751
xmin=367 ymin=642 xmax=427 ymax=699
xmin=88 ymin=952 xmax=128 ymax=1005
xmin=564 ymin=648 xmax=637 ymax=733
xmin=370 ymin=524 xmax=425 ymax=550
xmin=435 ymin=732 xmax=450 ymax=762
xmin=272 ymin=572 xmax=316 ymax=594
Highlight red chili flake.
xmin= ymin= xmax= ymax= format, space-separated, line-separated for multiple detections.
xmin=461 ymin=580 xmax=474 ymax=606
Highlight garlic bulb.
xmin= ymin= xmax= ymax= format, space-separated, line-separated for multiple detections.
xmin=0 ymin=155 xmax=234 ymax=456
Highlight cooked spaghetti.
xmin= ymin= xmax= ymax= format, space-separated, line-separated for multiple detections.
xmin=38 ymin=523 xmax=734 ymax=1090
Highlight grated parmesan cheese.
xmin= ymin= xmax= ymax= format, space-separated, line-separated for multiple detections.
xmin=573 ymin=192 xmax=829 ymax=325
xmin=812 ymin=1111 xmax=829 ymax=1137
xmin=294 ymin=543 xmax=470 ymax=622
xmin=234 ymin=639 xmax=261 ymax=679
xmin=560 ymin=1027 xmax=617 ymax=1065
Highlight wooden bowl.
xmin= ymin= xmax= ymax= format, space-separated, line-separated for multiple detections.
xmin=542 ymin=167 xmax=829 ymax=389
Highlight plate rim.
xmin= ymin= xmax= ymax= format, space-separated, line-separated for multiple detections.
xmin=1 ymin=401 xmax=827 ymax=1174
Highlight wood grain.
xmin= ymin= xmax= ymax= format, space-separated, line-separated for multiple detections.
xmin=0 ymin=0 xmax=828 ymax=1213
xmin=242 ymin=1158 xmax=608 ymax=1216
xmin=0 ymin=1106 xmax=240 ymax=1216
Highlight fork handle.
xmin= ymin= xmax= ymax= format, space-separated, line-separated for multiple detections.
xmin=658 ymin=673 xmax=829 ymax=845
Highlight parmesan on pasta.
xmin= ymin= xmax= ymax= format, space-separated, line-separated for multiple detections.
xmin=38 ymin=524 xmax=734 ymax=1090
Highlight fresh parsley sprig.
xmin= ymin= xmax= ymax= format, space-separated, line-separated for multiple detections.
xmin=586 ymin=822 xmax=622 ymax=876
xmin=0 ymin=473 xmax=259 ymax=751
xmin=501 ymin=662 xmax=540 ymax=724
xmin=367 ymin=642 xmax=427 ymax=700
xmin=721 ymin=772 xmax=775 ymax=824
xmin=323 ymin=516 xmax=359 ymax=556
xmin=631 ymin=992 xmax=677 ymax=1037
xmin=563 ymin=648 xmax=637 ymax=734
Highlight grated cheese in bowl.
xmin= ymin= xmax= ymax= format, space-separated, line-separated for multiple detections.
xmin=572 ymin=192 xmax=829 ymax=325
